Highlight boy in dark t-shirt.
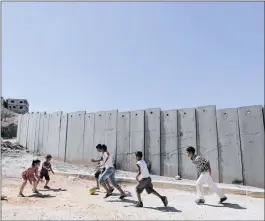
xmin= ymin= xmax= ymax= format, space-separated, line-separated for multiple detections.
xmin=37 ymin=154 xmax=55 ymax=189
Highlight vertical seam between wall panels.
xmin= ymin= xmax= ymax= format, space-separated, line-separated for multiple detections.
xmin=215 ymin=109 xmax=221 ymax=183
xmin=64 ymin=114 xmax=69 ymax=162
xmin=57 ymin=113 xmax=62 ymax=159
xmin=237 ymin=108 xmax=245 ymax=185
xmin=195 ymin=108 xmax=200 ymax=179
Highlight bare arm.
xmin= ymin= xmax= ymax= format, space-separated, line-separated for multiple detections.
xmin=136 ymin=164 xmax=141 ymax=182
xmin=207 ymin=161 xmax=211 ymax=175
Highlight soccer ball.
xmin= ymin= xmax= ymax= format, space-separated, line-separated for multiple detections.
xmin=88 ymin=187 xmax=97 ymax=195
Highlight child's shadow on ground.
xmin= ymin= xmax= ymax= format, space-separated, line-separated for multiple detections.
xmin=28 ymin=193 xmax=56 ymax=198
xmin=108 ymin=198 xmax=181 ymax=212
xmin=40 ymin=188 xmax=67 ymax=193
xmin=204 ymin=203 xmax=246 ymax=210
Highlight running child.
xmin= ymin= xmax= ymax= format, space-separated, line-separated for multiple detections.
xmin=91 ymin=144 xmax=114 ymax=192
xmin=37 ymin=154 xmax=55 ymax=189
xmin=98 ymin=144 xmax=126 ymax=199
xmin=18 ymin=159 xmax=42 ymax=197
xmin=134 ymin=151 xmax=168 ymax=207
xmin=186 ymin=146 xmax=227 ymax=204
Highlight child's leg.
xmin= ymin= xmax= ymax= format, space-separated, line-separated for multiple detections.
xmin=98 ymin=169 xmax=112 ymax=197
xmin=44 ymin=173 xmax=50 ymax=188
xmin=109 ymin=171 xmax=125 ymax=197
xmin=105 ymin=179 xmax=113 ymax=191
xmin=206 ymin=174 xmax=227 ymax=202
xmin=32 ymin=180 xmax=38 ymax=192
xmin=195 ymin=172 xmax=208 ymax=203
xmin=94 ymin=170 xmax=101 ymax=189
xmin=135 ymin=181 xmax=145 ymax=207
xmin=19 ymin=180 xmax=27 ymax=196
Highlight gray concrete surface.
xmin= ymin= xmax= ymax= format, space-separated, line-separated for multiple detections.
xmin=144 ymin=108 xmax=161 ymax=175
xmin=65 ymin=111 xmax=85 ymax=163
xmin=130 ymin=110 xmax=145 ymax=169
xmin=83 ymin=112 xmax=95 ymax=165
xmin=47 ymin=112 xmax=62 ymax=158
xmin=58 ymin=113 xmax=68 ymax=161
xmin=238 ymin=105 xmax=264 ymax=188
xmin=105 ymin=110 xmax=118 ymax=165
xmin=40 ymin=114 xmax=50 ymax=155
xmin=116 ymin=111 xmax=131 ymax=171
xmin=217 ymin=108 xmax=243 ymax=184
xmin=93 ymin=111 xmax=106 ymax=157
xmin=177 ymin=108 xmax=197 ymax=180
xmin=196 ymin=105 xmax=219 ymax=182
xmin=33 ymin=112 xmax=41 ymax=153
xmin=161 ymin=109 xmax=178 ymax=177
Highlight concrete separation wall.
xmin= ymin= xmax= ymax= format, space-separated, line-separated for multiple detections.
xmin=238 ymin=106 xmax=264 ymax=188
xmin=130 ymin=110 xmax=145 ymax=171
xmin=196 ymin=105 xmax=219 ymax=182
xmin=178 ymin=108 xmax=197 ymax=180
xmin=116 ymin=111 xmax=130 ymax=171
xmin=161 ymin=110 xmax=178 ymax=177
xmin=144 ymin=108 xmax=161 ymax=175
xmin=17 ymin=104 xmax=265 ymax=189
xmin=65 ymin=111 xmax=85 ymax=164
xmin=217 ymin=108 xmax=243 ymax=184
xmin=83 ymin=112 xmax=95 ymax=165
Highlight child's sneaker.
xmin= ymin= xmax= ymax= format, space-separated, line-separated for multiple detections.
xmin=161 ymin=196 xmax=168 ymax=207
xmin=219 ymin=196 xmax=227 ymax=204
xmin=134 ymin=201 xmax=143 ymax=207
xmin=195 ymin=199 xmax=205 ymax=204
xmin=44 ymin=186 xmax=50 ymax=189
xmin=18 ymin=193 xmax=25 ymax=197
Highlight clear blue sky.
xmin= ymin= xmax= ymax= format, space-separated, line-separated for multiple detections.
xmin=3 ymin=2 xmax=264 ymax=113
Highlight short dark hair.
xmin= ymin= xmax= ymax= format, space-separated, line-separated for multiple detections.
xmin=186 ymin=146 xmax=195 ymax=154
xmin=135 ymin=151 xmax=143 ymax=159
xmin=32 ymin=159 xmax=41 ymax=167
xmin=101 ymin=144 xmax=107 ymax=151
xmin=46 ymin=154 xmax=52 ymax=159
xmin=96 ymin=144 xmax=102 ymax=149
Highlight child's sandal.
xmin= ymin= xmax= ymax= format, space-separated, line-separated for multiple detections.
xmin=18 ymin=194 xmax=25 ymax=197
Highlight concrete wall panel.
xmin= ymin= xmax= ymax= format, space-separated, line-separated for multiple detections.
xmin=178 ymin=108 xmax=197 ymax=179
xmin=217 ymin=108 xmax=243 ymax=184
xmin=26 ymin=113 xmax=37 ymax=152
xmin=47 ymin=112 xmax=62 ymax=158
xmin=41 ymin=114 xmax=50 ymax=155
xmin=196 ymin=105 xmax=219 ymax=182
xmin=144 ymin=108 xmax=161 ymax=175
xmin=83 ymin=113 xmax=95 ymax=165
xmin=93 ymin=111 xmax=106 ymax=160
xmin=238 ymin=105 xmax=264 ymax=188
xmin=20 ymin=114 xmax=29 ymax=148
xmin=58 ymin=113 xmax=68 ymax=161
xmin=16 ymin=114 xmax=22 ymax=142
xmin=33 ymin=113 xmax=41 ymax=153
xmin=116 ymin=111 xmax=130 ymax=171
xmin=105 ymin=110 xmax=118 ymax=166
xmin=130 ymin=110 xmax=144 ymax=172
xmin=36 ymin=112 xmax=46 ymax=153
xmin=65 ymin=111 xmax=85 ymax=164
xmin=161 ymin=110 xmax=178 ymax=177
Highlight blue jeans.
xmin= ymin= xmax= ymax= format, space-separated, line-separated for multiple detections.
xmin=98 ymin=167 xmax=117 ymax=186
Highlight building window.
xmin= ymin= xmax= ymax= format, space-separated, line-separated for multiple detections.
xmin=20 ymin=106 xmax=23 ymax=109
xmin=11 ymin=100 xmax=14 ymax=103
xmin=20 ymin=101 xmax=23 ymax=104
xmin=24 ymin=101 xmax=27 ymax=104
xmin=13 ymin=106 xmax=16 ymax=108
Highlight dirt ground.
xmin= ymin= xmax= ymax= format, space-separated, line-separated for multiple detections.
xmin=2 ymin=174 xmax=264 ymax=220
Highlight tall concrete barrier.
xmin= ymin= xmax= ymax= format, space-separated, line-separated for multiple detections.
xmin=58 ymin=113 xmax=68 ymax=161
xmin=20 ymin=113 xmax=29 ymax=148
xmin=217 ymin=108 xmax=243 ymax=184
xmin=105 ymin=110 xmax=118 ymax=166
xmin=83 ymin=113 xmax=95 ymax=165
xmin=93 ymin=111 xmax=106 ymax=159
xmin=65 ymin=111 xmax=85 ymax=164
xmin=178 ymin=108 xmax=197 ymax=180
xmin=16 ymin=114 xmax=22 ymax=142
xmin=238 ymin=105 xmax=264 ymax=188
xmin=130 ymin=110 xmax=144 ymax=171
xmin=36 ymin=112 xmax=46 ymax=153
xmin=144 ymin=108 xmax=161 ymax=175
xmin=196 ymin=105 xmax=219 ymax=182
xmin=161 ymin=110 xmax=178 ymax=177
xmin=40 ymin=114 xmax=50 ymax=155
xmin=26 ymin=113 xmax=37 ymax=152
xmin=116 ymin=111 xmax=130 ymax=171
xmin=33 ymin=113 xmax=41 ymax=153
xmin=47 ymin=112 xmax=62 ymax=158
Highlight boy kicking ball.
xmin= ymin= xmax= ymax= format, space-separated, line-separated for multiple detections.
xmin=186 ymin=146 xmax=227 ymax=204
xmin=134 ymin=151 xmax=168 ymax=208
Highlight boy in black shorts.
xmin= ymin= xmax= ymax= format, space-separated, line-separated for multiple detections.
xmin=91 ymin=144 xmax=113 ymax=192
xmin=135 ymin=151 xmax=168 ymax=207
xmin=37 ymin=154 xmax=54 ymax=189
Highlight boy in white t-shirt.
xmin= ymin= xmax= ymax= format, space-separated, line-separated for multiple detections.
xmin=91 ymin=144 xmax=113 ymax=192
xmin=135 ymin=151 xmax=168 ymax=207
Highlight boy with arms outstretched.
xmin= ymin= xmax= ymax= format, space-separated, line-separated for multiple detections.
xmin=186 ymin=146 xmax=227 ymax=204
xmin=134 ymin=151 xmax=168 ymax=207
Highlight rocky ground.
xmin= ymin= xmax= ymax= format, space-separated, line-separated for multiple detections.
xmin=1 ymin=140 xmax=264 ymax=220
